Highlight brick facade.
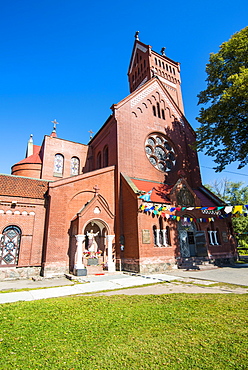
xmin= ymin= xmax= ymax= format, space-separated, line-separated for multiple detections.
xmin=0 ymin=37 xmax=236 ymax=279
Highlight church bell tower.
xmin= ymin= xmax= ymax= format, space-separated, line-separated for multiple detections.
xmin=127 ymin=31 xmax=184 ymax=113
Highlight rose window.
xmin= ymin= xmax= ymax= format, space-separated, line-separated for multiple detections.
xmin=145 ymin=134 xmax=176 ymax=172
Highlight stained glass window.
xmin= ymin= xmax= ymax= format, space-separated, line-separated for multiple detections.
xmin=70 ymin=157 xmax=80 ymax=176
xmin=0 ymin=226 xmax=21 ymax=266
xmin=54 ymin=154 xmax=64 ymax=175
xmin=145 ymin=133 xmax=176 ymax=172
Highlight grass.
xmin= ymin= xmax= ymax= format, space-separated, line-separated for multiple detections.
xmin=0 ymin=294 xmax=247 ymax=369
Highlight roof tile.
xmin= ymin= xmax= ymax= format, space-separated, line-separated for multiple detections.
xmin=0 ymin=174 xmax=48 ymax=199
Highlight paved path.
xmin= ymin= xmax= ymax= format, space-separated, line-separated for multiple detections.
xmin=161 ymin=264 xmax=248 ymax=286
xmin=0 ymin=265 xmax=247 ymax=304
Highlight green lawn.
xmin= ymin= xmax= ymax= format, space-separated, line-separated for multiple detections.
xmin=0 ymin=294 xmax=247 ymax=369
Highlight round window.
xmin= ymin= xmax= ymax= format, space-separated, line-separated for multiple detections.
xmin=145 ymin=133 xmax=176 ymax=172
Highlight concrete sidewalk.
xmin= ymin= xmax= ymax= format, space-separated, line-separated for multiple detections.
xmin=160 ymin=264 xmax=248 ymax=286
xmin=0 ymin=265 xmax=247 ymax=304
xmin=0 ymin=273 xmax=177 ymax=304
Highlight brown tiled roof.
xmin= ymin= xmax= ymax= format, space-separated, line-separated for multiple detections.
xmin=131 ymin=178 xmax=172 ymax=203
xmin=0 ymin=174 xmax=48 ymax=199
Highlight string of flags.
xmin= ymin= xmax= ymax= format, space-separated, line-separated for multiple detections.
xmin=138 ymin=203 xmax=248 ymax=222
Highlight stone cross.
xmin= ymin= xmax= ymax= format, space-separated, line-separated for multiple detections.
xmin=93 ymin=185 xmax=100 ymax=196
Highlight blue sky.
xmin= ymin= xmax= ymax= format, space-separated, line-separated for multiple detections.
xmin=0 ymin=0 xmax=247 ymax=187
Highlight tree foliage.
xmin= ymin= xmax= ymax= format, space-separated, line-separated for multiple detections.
xmin=205 ymin=179 xmax=248 ymax=251
xmin=195 ymin=27 xmax=248 ymax=171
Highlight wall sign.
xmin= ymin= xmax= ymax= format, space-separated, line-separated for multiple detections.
xmin=142 ymin=229 xmax=151 ymax=244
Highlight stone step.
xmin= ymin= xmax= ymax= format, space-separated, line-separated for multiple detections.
xmin=178 ymin=263 xmax=218 ymax=270
xmin=86 ymin=265 xmax=104 ymax=275
xmin=177 ymin=257 xmax=218 ymax=270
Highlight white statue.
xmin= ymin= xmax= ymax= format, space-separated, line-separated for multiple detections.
xmin=87 ymin=230 xmax=99 ymax=253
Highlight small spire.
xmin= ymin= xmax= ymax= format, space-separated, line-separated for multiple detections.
xmin=135 ymin=31 xmax=139 ymax=40
xmin=51 ymin=119 xmax=59 ymax=138
xmin=26 ymin=134 xmax=34 ymax=157
xmin=161 ymin=47 xmax=166 ymax=56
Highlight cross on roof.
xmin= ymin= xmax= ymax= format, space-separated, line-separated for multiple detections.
xmin=88 ymin=130 xmax=94 ymax=140
xmin=51 ymin=119 xmax=59 ymax=130
xmin=93 ymin=185 xmax=100 ymax=196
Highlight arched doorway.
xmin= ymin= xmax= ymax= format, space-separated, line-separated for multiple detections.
xmin=178 ymin=217 xmax=208 ymax=258
xmin=0 ymin=226 xmax=22 ymax=266
xmin=178 ymin=218 xmax=197 ymax=257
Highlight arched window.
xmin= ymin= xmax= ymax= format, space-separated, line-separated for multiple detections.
xmin=152 ymin=105 xmax=156 ymax=116
xmin=103 ymin=146 xmax=109 ymax=167
xmin=54 ymin=153 xmax=64 ymax=176
xmin=96 ymin=152 xmax=101 ymax=169
xmin=70 ymin=157 xmax=80 ymax=176
xmin=159 ymin=217 xmax=163 ymax=246
xmin=0 ymin=226 xmax=21 ymax=266
xmin=157 ymin=102 xmax=161 ymax=118
xmin=166 ymin=226 xmax=171 ymax=246
xmin=153 ymin=225 xmax=157 ymax=246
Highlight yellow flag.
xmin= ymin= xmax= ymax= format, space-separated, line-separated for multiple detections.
xmin=233 ymin=205 xmax=243 ymax=214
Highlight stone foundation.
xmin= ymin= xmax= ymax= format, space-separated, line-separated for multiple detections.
xmin=139 ymin=262 xmax=176 ymax=274
xmin=121 ymin=258 xmax=176 ymax=274
xmin=41 ymin=261 xmax=69 ymax=278
xmin=0 ymin=266 xmax=42 ymax=281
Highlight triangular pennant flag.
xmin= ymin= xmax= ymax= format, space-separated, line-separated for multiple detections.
xmin=224 ymin=206 xmax=233 ymax=214
xmin=139 ymin=189 xmax=153 ymax=201
xmin=233 ymin=205 xmax=243 ymax=214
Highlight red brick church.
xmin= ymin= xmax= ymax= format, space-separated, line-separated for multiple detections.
xmin=0 ymin=34 xmax=236 ymax=279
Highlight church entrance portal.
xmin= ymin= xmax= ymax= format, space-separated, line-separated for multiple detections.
xmin=178 ymin=218 xmax=208 ymax=258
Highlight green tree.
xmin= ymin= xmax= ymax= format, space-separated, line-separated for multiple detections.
xmin=195 ymin=26 xmax=248 ymax=172
xmin=205 ymin=179 xmax=248 ymax=253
